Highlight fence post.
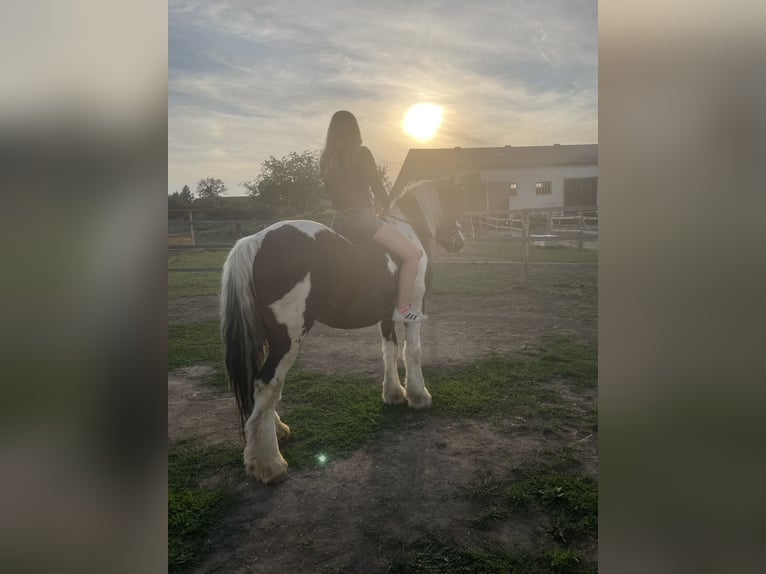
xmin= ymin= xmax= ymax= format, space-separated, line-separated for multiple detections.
xmin=189 ymin=209 xmax=196 ymax=246
xmin=523 ymin=210 xmax=530 ymax=284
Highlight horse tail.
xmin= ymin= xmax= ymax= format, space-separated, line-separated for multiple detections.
xmin=220 ymin=236 xmax=267 ymax=437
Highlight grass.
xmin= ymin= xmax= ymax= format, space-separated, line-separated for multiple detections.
xmin=430 ymin=335 xmax=596 ymax=404
xmin=168 ymin=249 xmax=229 ymax=269
xmin=166 ymin=238 xmax=595 ymax=301
xmin=459 ymin=449 xmax=597 ymax=573
xmin=168 ymin=320 xmax=225 ymax=386
xmin=168 ymin=255 xmax=597 ymax=572
xmin=167 ymin=338 xmax=597 ymax=572
xmin=168 ymin=317 xmax=596 ymax=470
xmin=456 ymin=238 xmax=597 ymax=264
xmin=168 ymin=441 xmax=242 ymax=573
xmin=389 ymin=535 xmax=595 ymax=574
xmin=167 ymin=251 xmax=225 ymax=300
xmin=468 ymin=449 xmax=597 ymax=539
xmin=431 ymin=256 xmax=597 ymax=296
xmin=168 ymin=271 xmax=222 ymax=300
xmin=430 ymin=262 xmax=524 ymax=296
xmin=386 ymin=449 xmax=598 ymax=574
xmin=278 ymin=371 xmax=413 ymax=469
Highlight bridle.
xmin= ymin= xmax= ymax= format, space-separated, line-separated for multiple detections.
xmin=384 ymin=180 xmax=465 ymax=253
xmin=435 ymin=221 xmax=464 ymax=252
xmin=434 ymin=181 xmax=465 ymax=252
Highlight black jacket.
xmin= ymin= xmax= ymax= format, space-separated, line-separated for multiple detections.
xmin=323 ymin=146 xmax=390 ymax=211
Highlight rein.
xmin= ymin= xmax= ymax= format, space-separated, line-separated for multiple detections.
xmin=381 ymin=213 xmax=408 ymax=225
xmin=384 ymin=210 xmax=461 ymax=252
xmin=383 ymin=184 xmax=462 ymax=251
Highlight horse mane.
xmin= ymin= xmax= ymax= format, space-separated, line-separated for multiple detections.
xmin=390 ymin=180 xmax=442 ymax=239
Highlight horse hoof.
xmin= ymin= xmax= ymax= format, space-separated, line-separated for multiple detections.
xmin=264 ymin=470 xmax=289 ymax=485
xmin=245 ymin=458 xmax=289 ymax=485
xmin=407 ymin=394 xmax=433 ymax=410
xmin=383 ymin=392 xmax=407 ymax=405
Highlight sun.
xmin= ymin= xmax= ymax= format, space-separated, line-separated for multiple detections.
xmin=402 ymin=103 xmax=443 ymax=141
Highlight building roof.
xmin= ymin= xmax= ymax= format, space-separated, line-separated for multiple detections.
xmin=392 ymin=144 xmax=598 ymax=193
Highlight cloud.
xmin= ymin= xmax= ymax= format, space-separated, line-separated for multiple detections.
xmin=169 ymin=0 xmax=597 ymax=194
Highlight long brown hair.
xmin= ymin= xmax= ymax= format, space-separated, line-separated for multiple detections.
xmin=319 ymin=110 xmax=363 ymax=176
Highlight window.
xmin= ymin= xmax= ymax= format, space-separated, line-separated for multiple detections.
xmin=535 ymin=181 xmax=552 ymax=195
xmin=509 ymin=182 xmax=517 ymax=196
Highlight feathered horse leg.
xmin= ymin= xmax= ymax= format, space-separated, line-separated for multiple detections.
xmin=403 ymin=319 xmax=432 ymax=410
xmin=380 ymin=319 xmax=406 ymax=404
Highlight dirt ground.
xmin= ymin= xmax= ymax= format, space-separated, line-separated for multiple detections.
xmin=168 ymin=262 xmax=597 ymax=572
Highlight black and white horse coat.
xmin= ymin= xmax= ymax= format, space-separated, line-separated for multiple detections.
xmin=220 ymin=179 xmax=464 ymax=484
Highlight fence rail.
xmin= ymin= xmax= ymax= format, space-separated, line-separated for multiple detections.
xmin=457 ymin=206 xmax=598 ymax=281
xmin=168 ymin=205 xmax=598 ymax=281
xmin=460 ymin=206 xmax=598 ymax=238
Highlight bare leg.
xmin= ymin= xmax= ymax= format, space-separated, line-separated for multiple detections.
xmin=372 ymin=223 xmax=422 ymax=309
xmin=380 ymin=319 xmax=406 ymax=404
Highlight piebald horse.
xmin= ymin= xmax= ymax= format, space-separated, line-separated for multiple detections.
xmin=220 ymin=178 xmax=465 ymax=484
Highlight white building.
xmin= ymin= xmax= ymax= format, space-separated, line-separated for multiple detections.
xmin=392 ymin=144 xmax=598 ymax=211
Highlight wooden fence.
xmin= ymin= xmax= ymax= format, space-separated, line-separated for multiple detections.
xmin=168 ymin=205 xmax=598 ymax=282
xmin=461 ymin=205 xmax=598 ymax=240
xmin=459 ymin=205 xmax=598 ymax=281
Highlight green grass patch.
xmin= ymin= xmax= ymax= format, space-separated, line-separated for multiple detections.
xmin=457 ymin=238 xmax=597 ymax=263
xmin=168 ymin=249 xmax=229 ymax=269
xmin=278 ymin=371 xmax=417 ymax=469
xmin=188 ymin=223 xmax=264 ymax=246
xmin=168 ymin=321 xmax=228 ymax=389
xmin=212 ymin=333 xmax=594 ymax=474
xmin=431 ymin=260 xmax=596 ymax=296
xmin=168 ymin=328 xmax=597 ymax=571
xmin=167 ymin=250 xmax=224 ymax=300
xmin=168 ymin=271 xmax=222 ymax=299
xmin=168 ymin=321 xmax=420 ymax=469
xmin=430 ymin=262 xmax=522 ymax=295
xmin=425 ymin=336 xmax=597 ymax=424
xmin=165 ymin=238 xmax=594 ymax=300
xmin=168 ymin=323 xmax=597 ymax=469
xmin=402 ymin=449 xmax=600 ymax=573
xmin=168 ymin=441 xmax=242 ymax=573
xmin=389 ymin=535 xmax=596 ymax=574
xmin=468 ymin=449 xmax=598 ymax=542
xmin=518 ymin=335 xmax=598 ymax=393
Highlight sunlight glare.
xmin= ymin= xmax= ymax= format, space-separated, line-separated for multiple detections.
xmin=402 ymin=103 xmax=443 ymax=141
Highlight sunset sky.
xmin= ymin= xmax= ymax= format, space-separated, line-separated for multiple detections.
xmin=169 ymin=0 xmax=597 ymax=196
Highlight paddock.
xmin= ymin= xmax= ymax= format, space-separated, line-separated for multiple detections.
xmin=168 ymin=240 xmax=598 ymax=573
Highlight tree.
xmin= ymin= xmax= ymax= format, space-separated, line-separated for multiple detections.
xmin=180 ymin=184 xmax=194 ymax=204
xmin=377 ymin=164 xmax=393 ymax=194
xmin=168 ymin=185 xmax=194 ymax=210
xmin=241 ymin=151 xmax=327 ymax=215
xmin=168 ymin=191 xmax=183 ymax=211
xmin=196 ymin=177 xmax=227 ymax=199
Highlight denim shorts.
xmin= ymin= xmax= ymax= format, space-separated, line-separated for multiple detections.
xmin=331 ymin=207 xmax=384 ymax=242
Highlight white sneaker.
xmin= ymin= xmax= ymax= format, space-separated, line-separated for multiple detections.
xmin=392 ymin=306 xmax=428 ymax=323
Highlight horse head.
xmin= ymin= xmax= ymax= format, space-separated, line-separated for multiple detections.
xmin=432 ymin=174 xmax=468 ymax=253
